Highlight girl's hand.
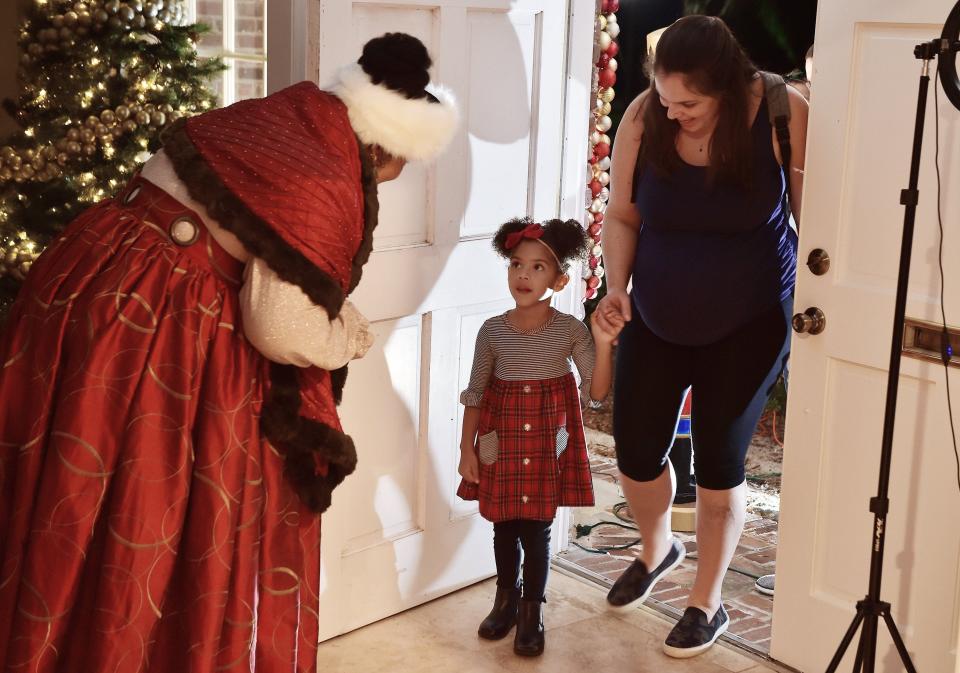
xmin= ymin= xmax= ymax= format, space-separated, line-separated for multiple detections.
xmin=592 ymin=309 xmax=624 ymax=347
xmin=593 ymin=288 xmax=631 ymax=345
xmin=458 ymin=446 xmax=480 ymax=484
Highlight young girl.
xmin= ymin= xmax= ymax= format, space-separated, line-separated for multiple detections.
xmin=457 ymin=217 xmax=622 ymax=657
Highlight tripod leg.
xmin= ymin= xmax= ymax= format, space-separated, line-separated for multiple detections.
xmin=825 ymin=610 xmax=865 ymax=673
xmin=862 ymin=615 xmax=876 ymax=673
xmin=851 ymin=626 xmax=866 ymax=673
xmin=881 ymin=610 xmax=918 ymax=673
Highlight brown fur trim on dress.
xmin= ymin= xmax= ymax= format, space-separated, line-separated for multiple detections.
xmin=329 ymin=139 xmax=379 ymax=409
xmin=261 ymin=363 xmax=358 ymax=514
xmin=348 ymin=139 xmax=380 ymax=294
xmin=161 ymin=118 xmax=346 ymax=319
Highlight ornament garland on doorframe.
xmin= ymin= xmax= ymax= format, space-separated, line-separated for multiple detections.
xmin=582 ymin=0 xmax=619 ymax=302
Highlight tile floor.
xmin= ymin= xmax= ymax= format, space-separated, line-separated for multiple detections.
xmin=316 ymin=569 xmax=789 ymax=673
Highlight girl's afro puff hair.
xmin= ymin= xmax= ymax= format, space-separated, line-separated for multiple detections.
xmin=492 ymin=217 xmax=590 ymax=272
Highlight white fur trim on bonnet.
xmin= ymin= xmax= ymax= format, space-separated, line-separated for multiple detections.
xmin=328 ymin=62 xmax=459 ymax=162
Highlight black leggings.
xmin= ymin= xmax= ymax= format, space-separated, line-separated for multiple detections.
xmin=493 ymin=519 xmax=552 ymax=603
xmin=613 ymin=298 xmax=791 ymax=490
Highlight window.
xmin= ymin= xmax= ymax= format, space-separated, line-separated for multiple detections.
xmin=185 ymin=0 xmax=267 ymax=105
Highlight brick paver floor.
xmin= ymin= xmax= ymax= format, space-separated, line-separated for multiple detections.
xmin=559 ymin=455 xmax=778 ymax=653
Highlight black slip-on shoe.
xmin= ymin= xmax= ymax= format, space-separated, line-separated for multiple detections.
xmin=605 ymin=537 xmax=685 ymax=612
xmin=663 ymin=605 xmax=730 ymax=658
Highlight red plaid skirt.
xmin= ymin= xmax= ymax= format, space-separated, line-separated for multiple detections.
xmin=457 ymin=373 xmax=594 ymax=522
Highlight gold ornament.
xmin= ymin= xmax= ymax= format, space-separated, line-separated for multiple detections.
xmin=150 ymin=111 xmax=166 ymax=127
xmin=85 ymin=115 xmax=99 ymax=128
xmin=135 ymin=110 xmax=150 ymax=125
xmin=122 ymin=119 xmax=137 ymax=133
xmin=601 ymin=88 xmax=615 ymax=103
xmin=57 ymin=152 xmax=69 ymax=166
xmin=600 ymin=102 xmax=611 ymax=116
xmin=66 ymin=141 xmax=82 ymax=154
xmin=116 ymin=105 xmax=130 ymax=120
xmin=100 ymin=109 xmax=116 ymax=125
xmin=82 ymin=143 xmax=97 ymax=157
xmin=80 ymin=128 xmax=95 ymax=143
xmin=67 ymin=128 xmax=81 ymax=141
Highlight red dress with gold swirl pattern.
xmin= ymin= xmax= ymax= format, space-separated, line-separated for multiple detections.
xmin=0 ymin=82 xmax=377 ymax=673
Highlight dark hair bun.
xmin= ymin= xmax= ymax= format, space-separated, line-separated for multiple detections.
xmin=358 ymin=33 xmax=432 ymax=99
xmin=492 ymin=217 xmax=590 ymax=271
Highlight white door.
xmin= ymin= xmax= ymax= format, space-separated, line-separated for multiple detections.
xmin=772 ymin=1 xmax=960 ymax=671
xmin=289 ymin=0 xmax=596 ymax=641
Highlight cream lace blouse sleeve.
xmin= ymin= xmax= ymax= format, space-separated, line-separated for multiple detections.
xmin=239 ymin=257 xmax=374 ymax=369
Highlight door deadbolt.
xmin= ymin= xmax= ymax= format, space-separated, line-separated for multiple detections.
xmin=792 ymin=307 xmax=826 ymax=335
xmin=806 ymin=248 xmax=830 ymax=275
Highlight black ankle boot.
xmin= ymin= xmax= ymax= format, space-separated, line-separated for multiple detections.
xmin=478 ymin=586 xmax=521 ymax=640
xmin=513 ymin=598 xmax=544 ymax=656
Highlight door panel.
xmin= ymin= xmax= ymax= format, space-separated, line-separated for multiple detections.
xmin=310 ymin=0 xmax=594 ymax=641
xmin=772 ymin=2 xmax=960 ymax=671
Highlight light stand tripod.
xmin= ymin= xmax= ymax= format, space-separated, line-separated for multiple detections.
xmin=825 ymin=6 xmax=960 ymax=672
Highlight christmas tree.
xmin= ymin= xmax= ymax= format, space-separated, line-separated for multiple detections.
xmin=0 ymin=0 xmax=223 ymax=317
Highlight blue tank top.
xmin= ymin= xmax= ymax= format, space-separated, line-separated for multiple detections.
xmin=631 ymin=97 xmax=797 ymax=346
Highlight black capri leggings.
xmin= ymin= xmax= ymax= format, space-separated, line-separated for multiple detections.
xmin=613 ymin=298 xmax=791 ymax=490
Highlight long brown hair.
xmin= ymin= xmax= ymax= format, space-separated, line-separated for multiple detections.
xmin=638 ymin=15 xmax=758 ymax=189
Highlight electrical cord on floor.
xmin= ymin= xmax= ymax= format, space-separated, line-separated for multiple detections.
xmin=572 ymin=519 xmax=640 ymax=554
xmin=934 ymin=80 xmax=960 ymax=494
xmin=573 ymin=505 xmax=771 ymax=583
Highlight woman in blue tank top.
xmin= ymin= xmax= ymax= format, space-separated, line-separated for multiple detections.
xmin=591 ymin=16 xmax=808 ymax=657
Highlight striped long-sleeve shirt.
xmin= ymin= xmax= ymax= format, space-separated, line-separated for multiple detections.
xmin=460 ymin=309 xmax=596 ymax=407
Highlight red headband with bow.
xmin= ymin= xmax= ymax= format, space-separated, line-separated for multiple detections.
xmin=504 ymin=222 xmax=545 ymax=250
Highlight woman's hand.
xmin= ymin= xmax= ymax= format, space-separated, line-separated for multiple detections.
xmin=458 ymin=445 xmax=480 ymax=483
xmin=591 ymin=308 xmax=624 ymax=347
xmin=593 ymin=287 xmax=631 ymax=344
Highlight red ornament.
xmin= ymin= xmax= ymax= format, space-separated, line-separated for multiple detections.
xmin=594 ymin=142 xmax=610 ymax=159
xmin=598 ymin=68 xmax=617 ymax=89
xmin=597 ymin=53 xmax=610 ymax=68
xmin=588 ymin=276 xmax=602 ymax=289
xmin=593 ymin=212 xmax=604 ymax=224
xmin=608 ymin=0 xmax=620 ymax=11
xmin=588 ymin=153 xmax=598 ymax=166
xmin=606 ymin=41 xmax=619 ymax=58
xmin=589 ymin=256 xmax=599 ymax=269
xmin=601 ymin=0 xmax=611 ymax=12
xmin=585 ymin=286 xmax=597 ymax=300
xmin=588 ymin=223 xmax=602 ymax=237
xmin=589 ymin=179 xmax=603 ymax=197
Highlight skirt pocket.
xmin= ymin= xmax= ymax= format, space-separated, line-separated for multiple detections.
xmin=555 ymin=426 xmax=569 ymax=458
xmin=478 ymin=430 xmax=499 ymax=465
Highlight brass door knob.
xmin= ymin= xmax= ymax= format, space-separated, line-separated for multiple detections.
xmin=806 ymin=248 xmax=830 ymax=275
xmin=792 ymin=307 xmax=826 ymax=335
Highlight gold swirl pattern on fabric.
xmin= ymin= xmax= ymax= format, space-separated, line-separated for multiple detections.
xmin=0 ymin=178 xmax=322 ymax=671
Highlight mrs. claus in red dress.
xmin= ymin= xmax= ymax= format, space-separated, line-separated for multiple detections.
xmin=0 ymin=33 xmax=457 ymax=673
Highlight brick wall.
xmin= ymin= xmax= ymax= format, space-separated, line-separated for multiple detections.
xmin=194 ymin=0 xmax=265 ymax=105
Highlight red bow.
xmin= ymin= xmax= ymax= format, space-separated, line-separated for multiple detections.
xmin=504 ymin=223 xmax=545 ymax=249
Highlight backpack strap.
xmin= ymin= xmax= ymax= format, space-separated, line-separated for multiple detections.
xmin=759 ymin=71 xmax=793 ymax=203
